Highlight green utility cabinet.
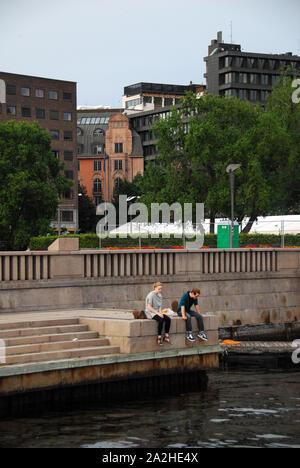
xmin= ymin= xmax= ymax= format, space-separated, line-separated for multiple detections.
xmin=217 ymin=221 xmax=239 ymax=248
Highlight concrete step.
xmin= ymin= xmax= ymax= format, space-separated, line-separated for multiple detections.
xmin=0 ymin=318 xmax=79 ymax=331
xmin=2 ymin=331 xmax=99 ymax=347
xmin=0 ymin=324 xmax=89 ymax=339
xmin=4 ymin=345 xmax=121 ymax=365
xmin=5 ymin=338 xmax=110 ymax=355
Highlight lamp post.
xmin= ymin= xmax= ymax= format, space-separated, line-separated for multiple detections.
xmin=226 ymin=164 xmax=241 ymax=248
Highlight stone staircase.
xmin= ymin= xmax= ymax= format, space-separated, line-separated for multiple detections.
xmin=0 ymin=318 xmax=120 ymax=365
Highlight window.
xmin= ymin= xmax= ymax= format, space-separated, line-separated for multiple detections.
xmin=93 ymin=178 xmax=102 ymax=194
xmin=77 ymin=127 xmax=83 ymax=136
xmin=64 ymin=170 xmax=73 ymax=180
xmin=64 ymin=151 xmax=73 ymax=161
xmin=50 ymin=110 xmax=59 ymax=120
xmin=63 ymin=112 xmax=72 ymax=121
xmin=93 ymin=145 xmax=102 ymax=154
xmin=63 ymin=190 xmax=73 ymax=199
xmin=78 ymin=161 xmax=80 ymax=171
xmin=114 ymin=177 xmax=122 ymax=189
xmin=114 ymin=160 xmax=123 ymax=171
xmin=94 ymin=160 xmax=102 ymax=171
xmin=21 ymin=107 xmax=31 ymax=117
xmin=61 ymin=210 xmax=73 ymax=222
xmin=115 ymin=143 xmax=123 ymax=153
xmin=50 ymin=130 xmax=59 ymax=140
xmin=7 ymin=84 xmax=16 ymax=95
xmin=239 ymin=73 xmax=248 ymax=84
xmin=52 ymin=150 xmax=59 ymax=158
xmin=36 ymin=108 xmax=45 ymax=118
xmin=21 ymin=87 xmax=30 ymax=97
xmin=49 ymin=90 xmax=58 ymax=100
xmin=225 ymin=56 xmax=233 ymax=67
xmin=7 ymin=105 xmax=16 ymax=115
xmin=239 ymin=89 xmax=248 ymax=100
xmin=164 ymin=97 xmax=173 ymax=106
xmin=64 ymin=131 xmax=73 ymax=141
xmin=261 ymin=75 xmax=269 ymax=85
xmin=261 ymin=90 xmax=268 ymax=102
xmin=250 ymin=74 xmax=258 ymax=84
xmin=93 ymin=128 xmax=104 ymax=137
xmin=63 ymin=92 xmax=72 ymax=101
xmin=249 ymin=90 xmax=258 ymax=101
xmin=35 ymin=88 xmax=45 ymax=98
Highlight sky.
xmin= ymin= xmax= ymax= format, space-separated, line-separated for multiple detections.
xmin=1 ymin=0 xmax=300 ymax=108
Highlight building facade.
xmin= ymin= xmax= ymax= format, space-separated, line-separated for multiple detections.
xmin=204 ymin=31 xmax=300 ymax=106
xmin=77 ymin=109 xmax=144 ymax=203
xmin=0 ymin=71 xmax=78 ymax=232
xmin=123 ymin=81 xmax=205 ymax=113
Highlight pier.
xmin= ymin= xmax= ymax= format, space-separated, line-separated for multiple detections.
xmin=0 ymin=308 xmax=221 ymax=416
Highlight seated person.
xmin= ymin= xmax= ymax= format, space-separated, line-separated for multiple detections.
xmin=177 ymin=288 xmax=207 ymax=342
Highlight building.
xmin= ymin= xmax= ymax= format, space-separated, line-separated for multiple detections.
xmin=77 ymin=109 xmax=144 ymax=202
xmin=204 ymin=31 xmax=300 ymax=106
xmin=128 ymin=106 xmax=173 ymax=162
xmin=123 ymin=81 xmax=205 ymax=113
xmin=0 ymin=71 xmax=78 ymax=232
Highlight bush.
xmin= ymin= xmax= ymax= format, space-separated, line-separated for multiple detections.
xmin=30 ymin=232 xmax=300 ymax=250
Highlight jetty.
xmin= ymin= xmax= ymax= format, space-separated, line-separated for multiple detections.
xmin=0 ymin=308 xmax=221 ymax=416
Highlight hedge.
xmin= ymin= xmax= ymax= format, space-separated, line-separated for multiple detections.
xmin=29 ymin=233 xmax=300 ymax=250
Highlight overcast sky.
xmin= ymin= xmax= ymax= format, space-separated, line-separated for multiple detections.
xmin=1 ymin=0 xmax=300 ymax=108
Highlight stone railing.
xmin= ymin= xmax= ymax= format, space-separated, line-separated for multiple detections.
xmin=0 ymin=248 xmax=299 ymax=283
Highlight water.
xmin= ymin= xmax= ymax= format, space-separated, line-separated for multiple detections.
xmin=0 ymin=367 xmax=299 ymax=448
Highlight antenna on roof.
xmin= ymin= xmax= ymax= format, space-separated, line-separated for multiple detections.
xmin=230 ymin=20 xmax=233 ymax=43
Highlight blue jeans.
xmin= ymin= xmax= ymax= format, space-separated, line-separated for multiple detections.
xmin=177 ymin=309 xmax=204 ymax=333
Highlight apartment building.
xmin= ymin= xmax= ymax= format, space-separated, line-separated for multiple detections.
xmin=0 ymin=71 xmax=78 ymax=232
xmin=204 ymin=32 xmax=300 ymax=106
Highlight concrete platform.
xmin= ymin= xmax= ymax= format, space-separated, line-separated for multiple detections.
xmin=0 ymin=308 xmax=222 ymax=411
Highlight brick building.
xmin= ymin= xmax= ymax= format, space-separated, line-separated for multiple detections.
xmin=0 ymin=71 xmax=78 ymax=232
xmin=77 ymin=109 xmax=143 ymax=203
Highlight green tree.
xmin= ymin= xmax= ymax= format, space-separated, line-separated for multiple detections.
xmin=0 ymin=121 xmax=72 ymax=250
xmin=141 ymin=93 xmax=261 ymax=232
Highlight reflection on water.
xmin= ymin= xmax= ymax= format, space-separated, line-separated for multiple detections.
xmin=0 ymin=367 xmax=299 ymax=448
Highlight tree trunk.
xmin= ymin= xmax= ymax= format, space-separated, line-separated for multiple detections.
xmin=241 ymin=214 xmax=257 ymax=233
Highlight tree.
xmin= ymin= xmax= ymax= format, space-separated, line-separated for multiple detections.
xmin=0 ymin=121 xmax=72 ymax=250
xmin=78 ymin=184 xmax=99 ymax=232
xmin=140 ymin=93 xmax=261 ymax=232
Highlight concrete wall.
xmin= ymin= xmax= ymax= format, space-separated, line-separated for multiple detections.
xmin=0 ymin=248 xmax=299 ymax=328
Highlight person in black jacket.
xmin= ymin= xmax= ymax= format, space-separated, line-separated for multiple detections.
xmin=177 ymin=288 xmax=208 ymax=342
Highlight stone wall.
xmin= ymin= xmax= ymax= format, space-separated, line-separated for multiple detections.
xmin=0 ymin=248 xmax=299 ymax=328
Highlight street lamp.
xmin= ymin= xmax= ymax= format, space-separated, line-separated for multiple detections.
xmin=226 ymin=164 xmax=241 ymax=248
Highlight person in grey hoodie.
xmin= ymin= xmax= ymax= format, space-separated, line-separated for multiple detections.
xmin=145 ymin=282 xmax=171 ymax=347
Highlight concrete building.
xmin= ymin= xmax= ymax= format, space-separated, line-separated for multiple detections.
xmin=0 ymin=71 xmax=78 ymax=232
xmin=123 ymin=81 xmax=205 ymax=113
xmin=77 ymin=108 xmax=144 ymax=202
xmin=204 ymin=31 xmax=300 ymax=106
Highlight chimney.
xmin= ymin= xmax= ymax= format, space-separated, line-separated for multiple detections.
xmin=217 ymin=31 xmax=223 ymax=44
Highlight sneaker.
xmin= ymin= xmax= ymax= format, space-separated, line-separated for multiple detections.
xmin=198 ymin=331 xmax=208 ymax=341
xmin=186 ymin=333 xmax=196 ymax=342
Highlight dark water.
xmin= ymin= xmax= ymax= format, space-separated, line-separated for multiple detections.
xmin=0 ymin=367 xmax=299 ymax=448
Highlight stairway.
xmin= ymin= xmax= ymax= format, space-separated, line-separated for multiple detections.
xmin=0 ymin=318 xmax=120 ymax=366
